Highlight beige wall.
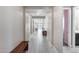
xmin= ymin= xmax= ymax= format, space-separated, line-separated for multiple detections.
xmin=53 ymin=7 xmax=63 ymax=52
xmin=0 ymin=7 xmax=24 ymax=53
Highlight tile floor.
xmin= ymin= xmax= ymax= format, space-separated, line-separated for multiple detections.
xmin=26 ymin=28 xmax=79 ymax=53
xmin=63 ymin=46 xmax=79 ymax=53
xmin=26 ymin=29 xmax=57 ymax=53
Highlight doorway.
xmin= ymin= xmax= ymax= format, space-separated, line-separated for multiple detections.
xmin=25 ymin=6 xmax=53 ymax=42
xmin=31 ymin=16 xmax=45 ymax=33
xmin=63 ymin=7 xmax=71 ymax=47
xmin=24 ymin=7 xmax=54 ymax=53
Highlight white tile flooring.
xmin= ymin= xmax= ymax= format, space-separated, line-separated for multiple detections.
xmin=26 ymin=29 xmax=57 ymax=53
xmin=26 ymin=29 xmax=79 ymax=53
xmin=63 ymin=46 xmax=79 ymax=53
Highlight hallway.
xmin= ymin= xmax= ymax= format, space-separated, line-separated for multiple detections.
xmin=0 ymin=6 xmax=64 ymax=53
xmin=27 ymin=29 xmax=57 ymax=53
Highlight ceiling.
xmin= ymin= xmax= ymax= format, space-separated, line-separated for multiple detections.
xmin=25 ymin=6 xmax=53 ymax=16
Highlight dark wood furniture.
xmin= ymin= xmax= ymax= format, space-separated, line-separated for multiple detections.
xmin=11 ymin=41 xmax=28 ymax=53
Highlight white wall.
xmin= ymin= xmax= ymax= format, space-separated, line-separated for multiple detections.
xmin=25 ymin=13 xmax=31 ymax=41
xmin=53 ymin=7 xmax=63 ymax=53
xmin=0 ymin=7 xmax=24 ymax=53
xmin=47 ymin=12 xmax=53 ymax=46
xmin=74 ymin=7 xmax=79 ymax=32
